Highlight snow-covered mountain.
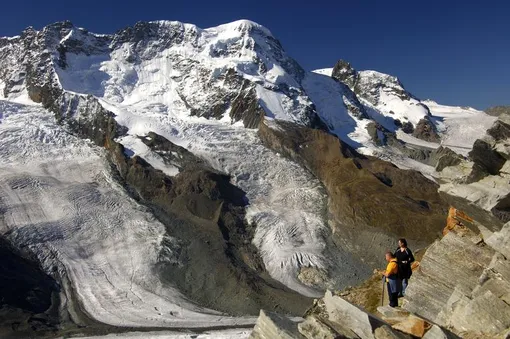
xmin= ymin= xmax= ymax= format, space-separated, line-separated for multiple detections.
xmin=0 ymin=19 xmax=505 ymax=337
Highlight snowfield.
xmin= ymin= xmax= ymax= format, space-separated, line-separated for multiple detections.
xmin=424 ymin=100 xmax=497 ymax=156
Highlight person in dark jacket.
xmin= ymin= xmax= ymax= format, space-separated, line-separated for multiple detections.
xmin=383 ymin=251 xmax=399 ymax=307
xmin=394 ymin=238 xmax=414 ymax=297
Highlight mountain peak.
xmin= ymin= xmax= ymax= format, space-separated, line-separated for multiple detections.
xmin=331 ymin=59 xmax=358 ymax=88
xmin=211 ymin=19 xmax=273 ymax=37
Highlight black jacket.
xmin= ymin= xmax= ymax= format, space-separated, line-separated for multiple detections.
xmin=394 ymin=247 xmax=415 ymax=279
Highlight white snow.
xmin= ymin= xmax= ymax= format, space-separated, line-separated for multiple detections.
xmin=301 ymin=71 xmax=374 ymax=150
xmin=117 ymin=134 xmax=180 ymax=176
xmin=312 ymin=68 xmax=333 ymax=77
xmin=99 ymin=96 xmax=330 ymax=298
xmin=424 ymin=100 xmax=497 ymax=156
xmin=48 ymin=20 xmax=337 ymax=299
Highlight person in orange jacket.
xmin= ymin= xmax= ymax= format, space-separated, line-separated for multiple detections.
xmin=382 ymin=251 xmax=399 ymax=307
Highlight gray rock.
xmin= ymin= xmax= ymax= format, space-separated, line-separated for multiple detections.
xmin=332 ymin=59 xmax=358 ymax=88
xmin=374 ymin=325 xmax=409 ymax=339
xmin=485 ymin=106 xmax=510 ymax=117
xmin=434 ymin=147 xmax=463 ymax=172
xmin=449 ymin=290 xmax=510 ymax=335
xmin=468 ymin=139 xmax=506 ymax=177
xmin=249 ymin=310 xmax=304 ymax=339
xmin=377 ymin=306 xmax=409 ymax=319
xmin=403 ymin=232 xmax=494 ymax=323
xmin=324 ymin=290 xmax=381 ymax=339
xmin=486 ymin=222 xmax=510 ymax=258
xmin=487 ymin=114 xmax=510 ymax=141
xmin=298 ymin=315 xmax=344 ymax=339
xmin=422 ymin=325 xmax=449 ymax=339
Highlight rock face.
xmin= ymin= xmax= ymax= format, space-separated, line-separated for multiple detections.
xmin=440 ymin=113 xmax=510 ymax=224
xmin=331 ymin=59 xmax=358 ymax=88
xmin=486 ymin=105 xmax=510 ymax=117
xmin=0 ymin=237 xmax=60 ymax=337
xmin=259 ymin=119 xmax=447 ymax=267
xmin=412 ymin=118 xmax=439 ymax=142
xmin=403 ymin=220 xmax=510 ymax=337
xmin=434 ymin=147 xmax=463 ymax=172
xmin=468 ymin=139 xmax=506 ymax=177
xmin=249 ymin=310 xmax=303 ymax=339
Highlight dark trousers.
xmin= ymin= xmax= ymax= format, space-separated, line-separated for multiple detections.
xmin=387 ymin=282 xmax=398 ymax=307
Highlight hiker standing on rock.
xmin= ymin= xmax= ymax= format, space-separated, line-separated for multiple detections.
xmin=394 ymin=238 xmax=414 ymax=297
xmin=382 ymin=251 xmax=399 ymax=307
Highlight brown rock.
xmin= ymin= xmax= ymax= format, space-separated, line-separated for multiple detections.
xmin=412 ymin=118 xmax=439 ymax=142
xmin=391 ymin=315 xmax=428 ymax=338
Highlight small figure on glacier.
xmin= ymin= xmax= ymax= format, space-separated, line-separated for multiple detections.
xmin=382 ymin=251 xmax=399 ymax=307
xmin=394 ymin=238 xmax=414 ymax=297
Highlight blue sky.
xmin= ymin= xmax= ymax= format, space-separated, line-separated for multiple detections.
xmin=1 ymin=0 xmax=508 ymax=109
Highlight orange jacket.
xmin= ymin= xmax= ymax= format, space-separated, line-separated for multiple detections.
xmin=385 ymin=258 xmax=398 ymax=282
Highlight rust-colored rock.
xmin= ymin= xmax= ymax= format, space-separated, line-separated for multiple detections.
xmin=391 ymin=315 xmax=429 ymax=338
xmin=443 ymin=207 xmax=473 ymax=236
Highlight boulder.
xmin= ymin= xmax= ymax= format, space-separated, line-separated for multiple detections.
xmin=298 ymin=315 xmax=345 ymax=339
xmin=434 ymin=147 xmax=463 ymax=172
xmin=449 ymin=290 xmax=510 ymax=335
xmin=486 ymin=114 xmax=510 ymax=141
xmin=391 ymin=315 xmax=428 ymax=338
xmin=323 ymin=290 xmax=382 ymax=339
xmin=486 ymin=222 xmax=510 ymax=258
xmin=249 ymin=310 xmax=304 ymax=339
xmin=468 ymin=139 xmax=506 ymax=177
xmin=376 ymin=306 xmax=410 ymax=325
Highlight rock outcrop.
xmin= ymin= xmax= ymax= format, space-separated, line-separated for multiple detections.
xmin=0 ymin=237 xmax=60 ymax=337
xmin=412 ymin=118 xmax=440 ymax=142
xmin=486 ymin=106 xmax=510 ymax=117
xmin=250 ymin=291 xmax=455 ymax=339
xmin=331 ymin=59 xmax=359 ymax=88
xmin=440 ymin=113 xmax=510 ymax=224
xmin=403 ymin=219 xmax=510 ymax=337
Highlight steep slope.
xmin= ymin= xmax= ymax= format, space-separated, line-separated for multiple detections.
xmin=331 ymin=60 xmax=433 ymax=138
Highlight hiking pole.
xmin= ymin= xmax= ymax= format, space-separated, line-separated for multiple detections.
xmin=381 ymin=275 xmax=386 ymax=306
